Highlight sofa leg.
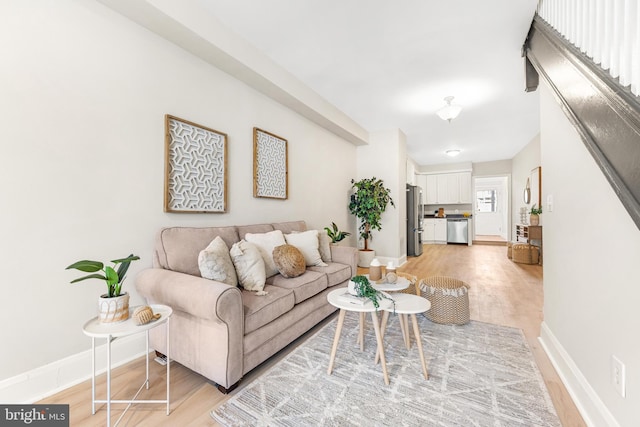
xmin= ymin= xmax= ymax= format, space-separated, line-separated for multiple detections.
xmin=216 ymin=381 xmax=240 ymax=394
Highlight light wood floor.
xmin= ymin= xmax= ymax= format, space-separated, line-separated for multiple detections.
xmin=38 ymin=244 xmax=585 ymax=426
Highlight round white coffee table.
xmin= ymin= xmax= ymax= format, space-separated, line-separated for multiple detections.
xmin=326 ymin=287 xmax=393 ymax=385
xmin=83 ymin=304 xmax=172 ymax=426
xmin=376 ymin=293 xmax=431 ymax=380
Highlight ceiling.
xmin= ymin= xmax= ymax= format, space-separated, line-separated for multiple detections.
xmin=198 ymin=0 xmax=540 ymax=166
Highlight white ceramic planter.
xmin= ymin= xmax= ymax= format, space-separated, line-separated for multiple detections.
xmin=98 ymin=292 xmax=130 ymax=323
xmin=357 ymin=250 xmax=376 ymax=268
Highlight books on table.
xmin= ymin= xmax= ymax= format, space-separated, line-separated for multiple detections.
xmin=337 ymin=291 xmax=370 ymax=306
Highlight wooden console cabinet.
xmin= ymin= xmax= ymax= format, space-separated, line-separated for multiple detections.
xmin=516 ymin=224 xmax=543 ymax=264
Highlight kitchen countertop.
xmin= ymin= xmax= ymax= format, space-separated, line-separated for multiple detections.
xmin=424 ymin=214 xmax=472 ymax=219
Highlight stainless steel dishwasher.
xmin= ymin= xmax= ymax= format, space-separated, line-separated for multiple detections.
xmin=446 ymin=218 xmax=468 ymax=244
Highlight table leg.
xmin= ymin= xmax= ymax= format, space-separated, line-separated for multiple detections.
xmin=166 ymin=316 xmax=171 ymax=415
xmin=327 ymin=309 xmax=346 ymax=375
xmin=370 ymin=311 xmax=389 ymax=385
xmin=398 ymin=314 xmax=409 ymax=349
xmin=91 ymin=337 xmax=96 ymax=415
xmin=374 ymin=310 xmax=390 ymax=365
xmin=358 ymin=312 xmax=365 ymax=351
xmin=107 ymin=335 xmax=112 ymax=426
xmin=145 ymin=330 xmax=150 ymax=390
xmin=410 ymin=313 xmax=428 ymax=380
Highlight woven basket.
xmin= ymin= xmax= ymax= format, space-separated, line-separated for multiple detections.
xmin=419 ymin=276 xmax=470 ymax=325
xmin=511 ymin=243 xmax=539 ymax=264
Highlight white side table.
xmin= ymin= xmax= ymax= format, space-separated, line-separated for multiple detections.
xmin=326 ymin=288 xmax=393 ymax=385
xmin=82 ymin=304 xmax=172 ymax=426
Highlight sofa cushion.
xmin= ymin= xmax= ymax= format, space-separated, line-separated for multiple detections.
xmin=272 ymin=220 xmax=307 ymax=234
xmin=198 ymin=236 xmax=238 ymax=286
xmin=237 ymin=223 xmax=274 ymax=240
xmin=318 ymin=232 xmax=332 ymax=263
xmin=245 ymin=230 xmax=286 ymax=278
xmin=272 ymin=244 xmax=306 ymax=278
xmin=266 ymin=270 xmax=327 ymax=304
xmin=230 ymin=240 xmax=267 ymax=294
xmin=242 ymin=285 xmax=295 ymax=334
xmin=284 ymin=230 xmax=327 ymax=267
xmin=156 ymin=226 xmax=240 ymax=276
xmin=308 ymin=262 xmax=352 ymax=287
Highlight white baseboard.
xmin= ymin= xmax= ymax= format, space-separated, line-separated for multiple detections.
xmin=539 ymin=322 xmax=620 ymax=427
xmin=0 ymin=334 xmax=147 ymax=403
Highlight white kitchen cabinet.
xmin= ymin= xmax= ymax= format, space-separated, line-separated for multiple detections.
xmin=424 ymin=172 xmax=472 ymax=204
xmin=425 ymin=175 xmax=438 ymax=204
xmin=423 ymin=218 xmax=447 ymax=244
xmin=458 ymin=172 xmax=472 ymax=203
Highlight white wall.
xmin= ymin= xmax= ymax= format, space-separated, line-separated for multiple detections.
xmin=539 ymin=83 xmax=640 ymax=426
xmin=356 ymin=130 xmax=407 ymax=266
xmin=511 ymin=135 xmax=541 ymax=232
xmin=0 ymin=0 xmax=357 ymax=396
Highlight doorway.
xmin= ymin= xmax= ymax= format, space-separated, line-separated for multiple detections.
xmin=474 ymin=176 xmax=509 ymax=241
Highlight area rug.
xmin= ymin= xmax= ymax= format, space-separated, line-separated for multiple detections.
xmin=211 ymin=314 xmax=560 ymax=426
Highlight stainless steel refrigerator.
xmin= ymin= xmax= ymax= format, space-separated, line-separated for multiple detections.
xmin=406 ymin=184 xmax=424 ymax=256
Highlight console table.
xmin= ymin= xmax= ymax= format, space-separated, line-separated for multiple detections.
xmin=516 ymin=224 xmax=543 ymax=264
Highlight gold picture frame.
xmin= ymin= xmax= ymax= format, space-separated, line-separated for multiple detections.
xmin=164 ymin=115 xmax=228 ymax=213
xmin=253 ymin=127 xmax=288 ymax=199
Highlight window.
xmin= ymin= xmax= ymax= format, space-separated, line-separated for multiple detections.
xmin=476 ymin=190 xmax=497 ymax=213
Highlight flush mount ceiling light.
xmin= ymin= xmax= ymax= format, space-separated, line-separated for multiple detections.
xmin=436 ymin=96 xmax=462 ymax=122
xmin=446 ymin=149 xmax=461 ymax=157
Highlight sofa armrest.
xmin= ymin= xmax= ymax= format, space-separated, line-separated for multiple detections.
xmin=329 ymin=245 xmax=358 ymax=277
xmin=135 ymin=268 xmax=243 ymax=324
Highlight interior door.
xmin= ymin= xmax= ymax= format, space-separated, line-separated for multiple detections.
xmin=474 ymin=177 xmax=507 ymax=237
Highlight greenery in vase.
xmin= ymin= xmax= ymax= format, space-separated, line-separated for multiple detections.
xmin=351 ymin=275 xmax=394 ymax=311
xmin=348 ymin=177 xmax=395 ymax=250
xmin=324 ymin=222 xmax=351 ymax=243
xmin=66 ymin=254 xmax=140 ymax=298
xmin=530 ymin=204 xmax=543 ymax=215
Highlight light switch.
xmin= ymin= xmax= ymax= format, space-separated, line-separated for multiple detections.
xmin=547 ymin=194 xmax=553 ymax=212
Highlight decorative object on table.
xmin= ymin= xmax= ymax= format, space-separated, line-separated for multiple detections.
xmin=385 ymin=272 xmax=398 ymax=284
xmin=348 ymin=177 xmax=395 ymax=267
xmin=419 ymin=276 xmax=470 ymax=325
xmin=133 ymin=305 xmax=161 ymax=325
xmin=66 ymin=254 xmax=140 ymax=323
xmin=529 ymin=204 xmax=542 ymax=226
xmin=253 ymin=127 xmax=288 ymax=199
xmin=347 ymin=275 xmax=393 ymax=309
xmin=520 ymin=206 xmax=529 ymax=224
xmin=369 ymin=258 xmax=382 ymax=281
xmin=323 ymin=222 xmax=351 ymax=244
xmin=164 ymin=115 xmax=227 ymax=213
xmin=211 ymin=316 xmax=562 ymax=427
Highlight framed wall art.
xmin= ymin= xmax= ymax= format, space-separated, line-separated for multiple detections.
xmin=253 ymin=127 xmax=288 ymax=199
xmin=164 ymin=114 xmax=227 ymax=213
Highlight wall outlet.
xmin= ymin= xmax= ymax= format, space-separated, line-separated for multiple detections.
xmin=611 ymin=355 xmax=626 ymax=397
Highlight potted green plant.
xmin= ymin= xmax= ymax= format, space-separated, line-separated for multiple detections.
xmin=348 ymin=177 xmax=395 ymax=267
xmin=66 ymin=254 xmax=140 ymax=323
xmin=324 ymin=222 xmax=351 ymax=244
xmin=347 ymin=275 xmax=394 ymax=310
xmin=530 ymin=204 xmax=542 ymax=225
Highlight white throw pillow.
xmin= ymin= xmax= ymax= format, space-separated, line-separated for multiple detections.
xmin=198 ymin=236 xmax=238 ymax=287
xmin=285 ymin=230 xmax=328 ymax=267
xmin=318 ymin=231 xmax=332 ymax=263
xmin=245 ymin=230 xmax=286 ymax=278
xmin=230 ymin=240 xmax=267 ymax=295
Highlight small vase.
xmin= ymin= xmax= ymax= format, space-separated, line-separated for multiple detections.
xmin=347 ymin=280 xmax=358 ymax=296
xmin=98 ymin=292 xmax=130 ymax=323
xmin=530 ymin=214 xmax=540 ymax=226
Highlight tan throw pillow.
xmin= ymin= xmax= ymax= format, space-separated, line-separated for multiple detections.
xmin=318 ymin=231 xmax=332 ymax=263
xmin=198 ymin=236 xmax=238 ymax=287
xmin=273 ymin=244 xmax=306 ymax=278
xmin=245 ymin=230 xmax=286 ymax=278
xmin=230 ymin=240 xmax=267 ymax=295
xmin=285 ymin=230 xmax=328 ymax=267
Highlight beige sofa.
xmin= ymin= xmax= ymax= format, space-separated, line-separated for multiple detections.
xmin=135 ymin=220 xmax=358 ymax=393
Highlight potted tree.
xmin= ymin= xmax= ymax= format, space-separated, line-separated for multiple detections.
xmin=324 ymin=222 xmax=351 ymax=244
xmin=348 ymin=177 xmax=395 ymax=267
xmin=530 ymin=204 xmax=542 ymax=225
xmin=66 ymin=254 xmax=140 ymax=323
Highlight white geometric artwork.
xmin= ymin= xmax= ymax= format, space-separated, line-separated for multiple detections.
xmin=253 ymin=128 xmax=288 ymax=199
xmin=165 ymin=115 xmax=227 ymax=213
